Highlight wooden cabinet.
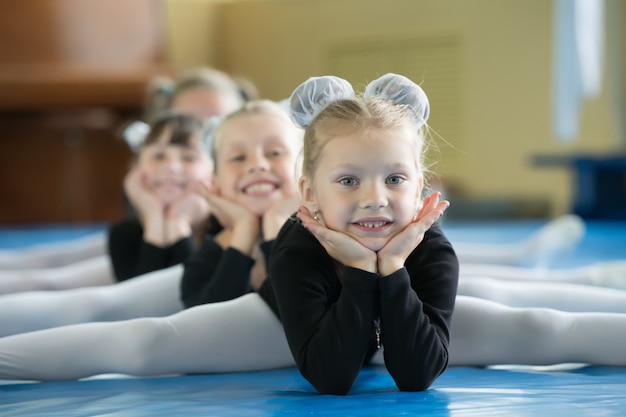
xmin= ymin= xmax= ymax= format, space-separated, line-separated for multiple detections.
xmin=0 ymin=0 xmax=171 ymax=223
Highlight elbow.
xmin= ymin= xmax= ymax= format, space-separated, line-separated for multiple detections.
xmin=302 ymin=369 xmax=357 ymax=396
xmin=310 ymin=378 xmax=354 ymax=396
xmin=394 ymin=365 xmax=445 ymax=392
xmin=395 ymin=376 xmax=437 ymax=392
xmin=393 ymin=350 xmax=449 ymax=392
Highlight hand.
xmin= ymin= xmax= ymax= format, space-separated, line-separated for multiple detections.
xmin=124 ymin=166 xmax=169 ymax=246
xmin=262 ymin=194 xmax=301 ymax=241
xmin=297 ymin=206 xmax=377 ymax=273
xmin=123 ymin=166 xmax=164 ymax=220
xmin=161 ymin=182 xmax=211 ymax=244
xmin=166 ymin=181 xmax=211 ymax=227
xmin=377 ymin=192 xmax=449 ymax=276
xmin=198 ymin=183 xmax=260 ymax=255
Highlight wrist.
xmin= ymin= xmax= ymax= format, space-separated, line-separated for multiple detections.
xmin=230 ymin=221 xmax=260 ymax=256
xmin=345 ymin=254 xmax=378 ymax=274
xmin=261 ymin=217 xmax=280 ymax=241
xmin=164 ymin=219 xmax=192 ymax=244
xmin=378 ymin=258 xmax=404 ymax=277
xmin=142 ymin=216 xmax=166 ymax=247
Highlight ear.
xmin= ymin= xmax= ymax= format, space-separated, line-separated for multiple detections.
xmin=415 ymin=174 xmax=424 ymax=207
xmin=417 ymin=174 xmax=424 ymax=196
xmin=299 ymin=175 xmax=317 ymax=210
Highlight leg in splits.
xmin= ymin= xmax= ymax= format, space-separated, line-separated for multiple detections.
xmin=0 ymin=293 xmax=293 ymax=381
xmin=0 ymin=264 xmax=185 ymax=337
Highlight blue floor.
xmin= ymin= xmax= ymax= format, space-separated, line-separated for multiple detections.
xmin=1 ymin=365 xmax=624 ymax=417
xmin=0 ymin=219 xmax=625 ymax=416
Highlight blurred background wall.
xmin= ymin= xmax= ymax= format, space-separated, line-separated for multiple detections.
xmin=1 ymin=0 xmax=624 ymax=223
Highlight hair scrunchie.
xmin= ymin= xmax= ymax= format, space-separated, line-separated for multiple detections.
xmin=123 ymin=121 xmax=150 ymax=152
xmin=364 ymin=73 xmax=430 ymax=129
xmin=201 ymin=115 xmax=223 ymax=158
xmin=288 ymin=75 xmax=355 ymax=128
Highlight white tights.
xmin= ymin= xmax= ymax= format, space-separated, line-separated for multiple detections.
xmin=0 ymin=293 xmax=624 ymax=381
xmin=0 ymin=255 xmax=115 ymax=295
xmin=0 ymin=265 xmax=184 ymax=337
xmin=0 ymin=232 xmax=106 ymax=270
xmin=1 ymin=261 xmax=626 ymax=338
xmin=0 ymin=294 xmax=293 ymax=381
xmin=451 ymin=214 xmax=585 ymax=266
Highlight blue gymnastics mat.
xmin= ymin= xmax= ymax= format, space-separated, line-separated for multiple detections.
xmin=1 ymin=365 xmax=624 ymax=416
xmin=0 ymin=219 xmax=625 ymax=416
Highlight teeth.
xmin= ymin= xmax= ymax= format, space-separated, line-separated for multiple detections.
xmin=358 ymin=222 xmax=387 ymax=228
xmin=245 ymin=183 xmax=275 ymax=194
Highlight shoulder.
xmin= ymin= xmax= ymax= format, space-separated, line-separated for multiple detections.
xmin=424 ymin=222 xmax=453 ymax=247
xmin=274 ymin=215 xmax=317 ymax=250
xmin=108 ymin=217 xmax=143 ymax=240
xmin=272 ymin=215 xmax=332 ymax=264
xmin=407 ymin=221 xmax=457 ymax=266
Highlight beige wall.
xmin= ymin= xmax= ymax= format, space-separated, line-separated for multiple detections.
xmin=165 ymin=0 xmax=623 ymax=216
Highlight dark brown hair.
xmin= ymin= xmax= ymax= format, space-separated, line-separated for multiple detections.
xmin=141 ymin=112 xmax=205 ymax=150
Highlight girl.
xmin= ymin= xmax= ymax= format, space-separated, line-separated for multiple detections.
xmin=1 ymin=75 xmax=626 ymax=393
xmin=179 ymin=99 xmax=302 ymax=308
xmin=0 ymin=100 xmax=302 ymax=337
xmin=270 ymin=73 xmax=455 ymax=394
xmin=108 ymin=112 xmax=213 ymax=282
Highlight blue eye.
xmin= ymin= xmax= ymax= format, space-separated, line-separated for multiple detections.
xmin=338 ymin=177 xmax=358 ymax=186
xmin=386 ymin=175 xmax=405 ymax=185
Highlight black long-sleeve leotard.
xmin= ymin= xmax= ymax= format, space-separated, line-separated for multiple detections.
xmin=107 ymin=218 xmax=196 ymax=282
xmin=266 ymin=216 xmax=459 ymax=395
xmin=180 ymin=234 xmax=274 ymax=308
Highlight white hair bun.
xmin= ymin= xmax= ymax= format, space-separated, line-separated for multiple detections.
xmin=364 ymin=73 xmax=430 ymax=128
xmin=288 ymin=75 xmax=355 ymax=128
xmin=123 ymin=121 xmax=150 ymax=152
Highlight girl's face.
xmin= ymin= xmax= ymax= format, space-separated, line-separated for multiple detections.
xmin=138 ymin=128 xmax=214 ymax=204
xmin=172 ymin=88 xmax=241 ymax=121
xmin=301 ymin=127 xmax=423 ymax=252
xmin=214 ymin=114 xmax=301 ymax=216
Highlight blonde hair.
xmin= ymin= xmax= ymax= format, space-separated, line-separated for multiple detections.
xmin=211 ymin=100 xmax=304 ymax=170
xmin=143 ymin=67 xmax=253 ymax=123
xmin=301 ymin=96 xmax=429 ymax=184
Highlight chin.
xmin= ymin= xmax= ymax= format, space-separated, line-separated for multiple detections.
xmin=157 ymin=191 xmax=184 ymax=204
xmin=358 ymin=237 xmax=389 ymax=252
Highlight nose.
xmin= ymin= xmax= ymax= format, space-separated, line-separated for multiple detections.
xmin=163 ymin=154 xmax=182 ymax=172
xmin=360 ymin=181 xmax=388 ymax=210
xmin=247 ymin=150 xmax=269 ymax=173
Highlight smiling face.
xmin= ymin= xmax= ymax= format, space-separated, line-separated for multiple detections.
xmin=301 ymin=126 xmax=423 ymax=252
xmin=213 ymin=113 xmax=302 ymax=216
xmin=137 ymin=127 xmax=214 ymax=204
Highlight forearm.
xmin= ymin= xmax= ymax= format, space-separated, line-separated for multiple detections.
xmin=163 ymin=218 xmax=193 ymax=245
xmin=277 ymin=267 xmax=379 ymax=395
xmin=379 ymin=269 xmax=452 ymax=391
xmin=181 ymin=240 xmax=254 ymax=307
